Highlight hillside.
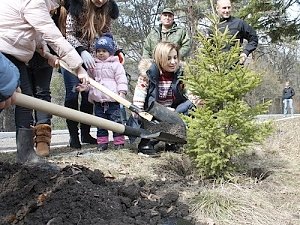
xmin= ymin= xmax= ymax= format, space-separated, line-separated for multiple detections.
xmin=0 ymin=116 xmax=299 ymax=225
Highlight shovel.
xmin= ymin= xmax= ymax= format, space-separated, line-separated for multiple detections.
xmin=59 ymin=61 xmax=185 ymax=128
xmin=14 ymin=93 xmax=186 ymax=144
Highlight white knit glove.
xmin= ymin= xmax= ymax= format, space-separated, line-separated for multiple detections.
xmin=80 ymin=50 xmax=95 ymax=69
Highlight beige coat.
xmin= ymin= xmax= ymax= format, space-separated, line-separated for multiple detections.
xmin=0 ymin=0 xmax=82 ymax=69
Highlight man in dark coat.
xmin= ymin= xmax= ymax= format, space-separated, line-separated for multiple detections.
xmin=215 ymin=0 xmax=258 ymax=64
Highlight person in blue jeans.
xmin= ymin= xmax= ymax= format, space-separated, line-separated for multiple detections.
xmin=282 ymin=81 xmax=295 ymax=116
xmin=0 ymin=52 xmax=20 ymax=112
xmin=58 ymin=0 xmax=121 ymax=149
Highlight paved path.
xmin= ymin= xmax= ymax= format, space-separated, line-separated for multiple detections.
xmin=0 ymin=114 xmax=298 ymax=153
xmin=0 ymin=128 xmax=100 ymax=153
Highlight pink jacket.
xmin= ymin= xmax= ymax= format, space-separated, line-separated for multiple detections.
xmin=88 ymin=56 xmax=128 ymax=103
xmin=0 ymin=0 xmax=82 ymax=70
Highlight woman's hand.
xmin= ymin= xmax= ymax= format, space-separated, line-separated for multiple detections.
xmin=44 ymin=52 xmax=59 ymax=68
xmin=76 ymin=66 xmax=90 ymax=85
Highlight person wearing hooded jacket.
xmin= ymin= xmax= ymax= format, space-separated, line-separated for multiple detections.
xmin=0 ymin=0 xmax=89 ymax=163
xmin=142 ymin=8 xmax=191 ymax=61
xmin=58 ymin=0 xmax=121 ymax=149
xmin=133 ymin=42 xmax=195 ymax=155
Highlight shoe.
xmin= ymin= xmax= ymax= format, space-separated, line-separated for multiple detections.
xmin=114 ymin=144 xmax=124 ymax=150
xmin=138 ymin=143 xmax=157 ymax=155
xmin=97 ymin=143 xmax=108 ymax=151
xmin=81 ymin=134 xmax=97 ymax=144
xmin=34 ymin=124 xmax=52 ymax=157
xmin=69 ymin=135 xmax=81 ymax=149
xmin=165 ymin=143 xmax=177 ymax=152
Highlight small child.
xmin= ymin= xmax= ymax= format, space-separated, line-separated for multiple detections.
xmin=88 ymin=34 xmax=128 ymax=151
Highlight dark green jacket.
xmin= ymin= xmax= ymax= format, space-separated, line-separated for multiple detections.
xmin=142 ymin=23 xmax=191 ymax=60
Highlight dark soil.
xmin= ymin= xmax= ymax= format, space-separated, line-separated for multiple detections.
xmin=0 ymin=162 xmax=194 ymax=225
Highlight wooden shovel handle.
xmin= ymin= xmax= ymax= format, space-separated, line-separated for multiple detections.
xmin=59 ymin=61 xmax=153 ymax=121
xmin=14 ymin=92 xmax=126 ymax=134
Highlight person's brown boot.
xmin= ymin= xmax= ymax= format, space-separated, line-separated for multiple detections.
xmin=34 ymin=124 xmax=52 ymax=157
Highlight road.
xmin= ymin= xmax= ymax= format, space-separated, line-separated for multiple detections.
xmin=0 ymin=114 xmax=297 ymax=152
xmin=0 ymin=128 xmax=99 ymax=153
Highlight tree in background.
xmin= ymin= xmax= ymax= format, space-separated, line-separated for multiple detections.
xmin=183 ymin=14 xmax=273 ymax=179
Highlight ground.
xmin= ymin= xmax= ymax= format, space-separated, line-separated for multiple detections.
xmin=0 ymin=116 xmax=300 ymax=225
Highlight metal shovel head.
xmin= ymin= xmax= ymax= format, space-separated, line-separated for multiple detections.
xmin=141 ymin=131 xmax=186 ymax=144
xmin=145 ymin=101 xmax=187 ymax=141
xmin=146 ymin=101 xmax=186 ymax=126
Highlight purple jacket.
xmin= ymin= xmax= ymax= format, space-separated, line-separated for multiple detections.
xmin=88 ymin=56 xmax=128 ymax=103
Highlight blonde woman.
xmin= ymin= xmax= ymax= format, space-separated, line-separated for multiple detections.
xmin=59 ymin=0 xmax=121 ymax=148
xmin=132 ymin=42 xmax=194 ymax=155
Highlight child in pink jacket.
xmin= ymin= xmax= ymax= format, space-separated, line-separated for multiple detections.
xmin=88 ymin=34 xmax=128 ymax=151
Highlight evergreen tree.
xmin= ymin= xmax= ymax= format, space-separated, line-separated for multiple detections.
xmin=183 ymin=15 xmax=273 ymax=179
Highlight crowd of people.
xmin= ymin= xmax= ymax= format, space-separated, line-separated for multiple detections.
xmin=0 ymin=0 xmax=260 ymax=162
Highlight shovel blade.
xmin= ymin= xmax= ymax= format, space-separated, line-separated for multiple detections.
xmin=146 ymin=101 xmax=185 ymax=126
xmin=141 ymin=132 xmax=186 ymax=144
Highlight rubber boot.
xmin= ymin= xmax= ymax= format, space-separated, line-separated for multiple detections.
xmin=34 ymin=124 xmax=51 ymax=157
xmin=16 ymin=128 xmax=41 ymax=163
xmin=80 ymin=123 xmax=97 ymax=144
xmin=17 ymin=128 xmax=60 ymax=171
xmin=67 ymin=119 xmax=81 ymax=149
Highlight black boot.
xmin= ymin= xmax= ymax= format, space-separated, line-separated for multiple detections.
xmin=65 ymin=99 xmax=81 ymax=149
xmin=66 ymin=119 xmax=81 ymax=149
xmin=80 ymin=123 xmax=97 ymax=144
xmin=16 ymin=128 xmax=60 ymax=171
xmin=138 ymin=139 xmax=157 ymax=155
xmin=16 ymin=128 xmax=41 ymax=163
xmin=79 ymin=92 xmax=96 ymax=145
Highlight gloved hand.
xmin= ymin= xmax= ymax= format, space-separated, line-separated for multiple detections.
xmin=81 ymin=50 xmax=95 ymax=69
xmin=239 ymin=53 xmax=247 ymax=65
xmin=167 ymin=107 xmax=175 ymax=112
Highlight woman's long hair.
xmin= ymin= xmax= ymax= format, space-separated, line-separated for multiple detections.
xmin=58 ymin=0 xmax=111 ymax=41
xmin=81 ymin=0 xmax=111 ymax=41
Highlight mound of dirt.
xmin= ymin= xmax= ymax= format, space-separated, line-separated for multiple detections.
xmin=0 ymin=162 xmax=193 ymax=225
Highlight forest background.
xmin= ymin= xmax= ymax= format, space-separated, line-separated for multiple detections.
xmin=1 ymin=0 xmax=300 ymax=131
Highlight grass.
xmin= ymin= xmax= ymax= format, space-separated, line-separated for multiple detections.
xmin=187 ymin=116 xmax=300 ymax=225
xmin=0 ymin=116 xmax=300 ymax=225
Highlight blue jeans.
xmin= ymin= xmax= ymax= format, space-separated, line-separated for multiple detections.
xmin=61 ymin=68 xmax=94 ymax=136
xmin=27 ymin=52 xmax=53 ymax=125
xmin=94 ymin=102 xmax=122 ymax=137
xmin=61 ymin=68 xmax=93 ymax=114
xmin=175 ymin=99 xmax=194 ymax=115
xmin=283 ymin=99 xmax=293 ymax=115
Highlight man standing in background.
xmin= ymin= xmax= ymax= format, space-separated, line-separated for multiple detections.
xmin=142 ymin=8 xmax=191 ymax=60
xmin=282 ymin=81 xmax=295 ymax=116
xmin=215 ymin=0 xmax=258 ymax=64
